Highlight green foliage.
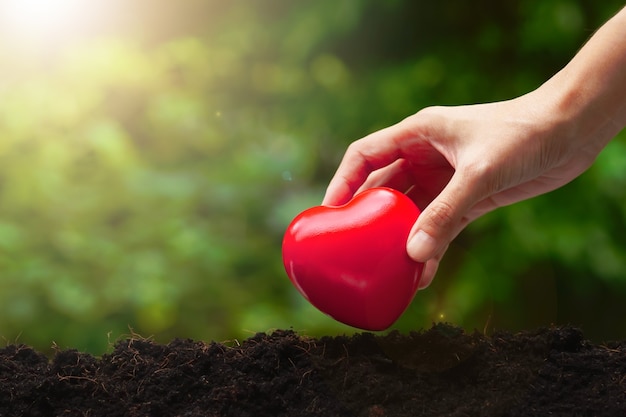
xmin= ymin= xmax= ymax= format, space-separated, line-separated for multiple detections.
xmin=0 ymin=0 xmax=625 ymax=353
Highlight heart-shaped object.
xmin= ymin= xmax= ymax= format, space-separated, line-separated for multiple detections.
xmin=282 ymin=187 xmax=424 ymax=331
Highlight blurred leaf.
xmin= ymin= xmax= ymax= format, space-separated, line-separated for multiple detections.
xmin=1 ymin=0 xmax=625 ymax=353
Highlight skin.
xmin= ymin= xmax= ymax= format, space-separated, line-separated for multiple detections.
xmin=323 ymin=6 xmax=626 ymax=289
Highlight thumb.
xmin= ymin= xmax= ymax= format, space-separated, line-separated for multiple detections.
xmin=406 ymin=172 xmax=477 ymax=262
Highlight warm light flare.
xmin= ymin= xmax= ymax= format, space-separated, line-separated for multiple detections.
xmin=2 ymin=0 xmax=93 ymax=43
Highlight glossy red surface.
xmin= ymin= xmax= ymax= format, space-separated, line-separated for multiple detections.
xmin=282 ymin=187 xmax=424 ymax=331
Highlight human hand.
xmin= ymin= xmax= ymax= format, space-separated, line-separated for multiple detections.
xmin=322 ymin=91 xmax=609 ymax=288
xmin=323 ymin=6 xmax=626 ymax=289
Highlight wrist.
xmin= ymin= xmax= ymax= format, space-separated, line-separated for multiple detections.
xmin=542 ymin=7 xmax=626 ymax=149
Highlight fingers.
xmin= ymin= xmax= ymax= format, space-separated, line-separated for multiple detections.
xmin=418 ymin=261 xmax=438 ymax=290
xmin=358 ymin=159 xmax=417 ymax=194
xmin=406 ymin=170 xmax=479 ymax=262
xmin=417 ymin=246 xmax=447 ymax=289
xmin=322 ymin=122 xmax=414 ymax=206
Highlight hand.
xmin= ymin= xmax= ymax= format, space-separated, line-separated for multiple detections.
xmin=323 ymin=95 xmax=594 ymax=287
xmin=323 ymin=6 xmax=626 ymax=289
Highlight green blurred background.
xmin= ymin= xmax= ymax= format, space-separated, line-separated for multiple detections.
xmin=1 ymin=0 xmax=625 ymax=354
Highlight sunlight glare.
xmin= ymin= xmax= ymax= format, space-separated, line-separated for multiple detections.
xmin=3 ymin=0 xmax=90 ymax=42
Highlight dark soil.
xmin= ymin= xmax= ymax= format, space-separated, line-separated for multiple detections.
xmin=2 ymin=323 xmax=626 ymax=417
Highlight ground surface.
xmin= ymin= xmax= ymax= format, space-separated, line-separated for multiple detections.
xmin=1 ymin=323 xmax=626 ymax=416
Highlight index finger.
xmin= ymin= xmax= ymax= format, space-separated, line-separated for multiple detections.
xmin=322 ymin=120 xmax=415 ymax=206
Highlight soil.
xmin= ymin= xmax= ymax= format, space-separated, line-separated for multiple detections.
xmin=1 ymin=323 xmax=626 ymax=417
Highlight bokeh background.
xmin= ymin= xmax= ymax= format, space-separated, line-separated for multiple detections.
xmin=1 ymin=0 xmax=625 ymax=354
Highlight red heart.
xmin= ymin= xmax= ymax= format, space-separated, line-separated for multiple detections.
xmin=282 ymin=187 xmax=424 ymax=331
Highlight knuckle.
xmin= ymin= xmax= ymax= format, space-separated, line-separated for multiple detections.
xmin=425 ymin=200 xmax=457 ymax=230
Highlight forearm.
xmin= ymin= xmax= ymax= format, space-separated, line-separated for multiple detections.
xmin=545 ymin=6 xmax=626 ymax=149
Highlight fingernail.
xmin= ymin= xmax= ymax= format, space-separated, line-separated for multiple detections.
xmin=407 ymin=230 xmax=438 ymax=262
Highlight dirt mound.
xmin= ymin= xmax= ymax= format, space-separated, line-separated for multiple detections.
xmin=2 ymin=324 xmax=625 ymax=416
